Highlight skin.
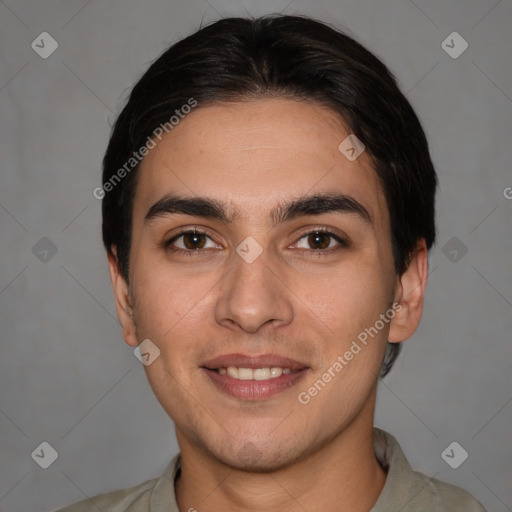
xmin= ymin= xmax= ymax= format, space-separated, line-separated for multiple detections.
xmin=108 ymin=98 xmax=428 ymax=511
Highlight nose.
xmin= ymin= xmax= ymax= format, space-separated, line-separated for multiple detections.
xmin=215 ymin=249 xmax=294 ymax=334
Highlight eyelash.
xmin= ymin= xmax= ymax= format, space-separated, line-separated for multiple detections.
xmin=163 ymin=227 xmax=348 ymax=256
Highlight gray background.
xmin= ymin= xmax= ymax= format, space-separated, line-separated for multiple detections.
xmin=0 ymin=0 xmax=510 ymax=511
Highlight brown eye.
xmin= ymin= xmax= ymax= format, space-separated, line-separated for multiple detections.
xmin=307 ymin=232 xmax=331 ymax=250
xmin=166 ymin=230 xmax=219 ymax=252
xmin=182 ymin=232 xmax=207 ymax=249
xmin=295 ymin=230 xmax=345 ymax=251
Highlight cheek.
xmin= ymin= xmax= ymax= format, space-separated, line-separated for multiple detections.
xmin=130 ymin=261 xmax=219 ymax=371
xmin=294 ymin=261 xmax=393 ymax=403
xmin=130 ymin=246 xmax=202 ymax=327
xmin=297 ymin=256 xmax=392 ymax=333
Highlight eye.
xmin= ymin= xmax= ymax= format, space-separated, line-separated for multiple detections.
xmin=164 ymin=227 xmax=348 ymax=256
xmin=295 ymin=229 xmax=347 ymax=251
xmin=165 ymin=230 xmax=219 ymax=252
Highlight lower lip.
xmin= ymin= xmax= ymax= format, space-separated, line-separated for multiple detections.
xmin=202 ymin=368 xmax=309 ymax=401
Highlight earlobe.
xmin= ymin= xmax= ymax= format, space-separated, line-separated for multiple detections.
xmin=388 ymin=239 xmax=429 ymax=343
xmin=107 ymin=247 xmax=139 ymax=347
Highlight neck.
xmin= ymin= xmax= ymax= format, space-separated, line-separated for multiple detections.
xmin=175 ymin=396 xmax=386 ymax=512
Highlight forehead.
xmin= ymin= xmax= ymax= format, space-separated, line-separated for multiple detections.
xmin=133 ymin=98 xmax=388 ymax=228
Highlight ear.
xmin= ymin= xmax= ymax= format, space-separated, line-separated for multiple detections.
xmin=388 ymin=239 xmax=429 ymax=343
xmin=107 ymin=247 xmax=139 ymax=347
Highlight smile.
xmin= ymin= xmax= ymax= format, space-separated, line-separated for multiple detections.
xmin=201 ymin=353 xmax=309 ymax=400
xmin=217 ymin=367 xmax=292 ymax=380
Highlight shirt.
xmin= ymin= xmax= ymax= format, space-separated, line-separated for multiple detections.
xmin=55 ymin=428 xmax=487 ymax=511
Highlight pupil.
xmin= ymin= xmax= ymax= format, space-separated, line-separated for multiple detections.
xmin=309 ymin=232 xmax=329 ymax=249
xmin=185 ymin=233 xmax=205 ymax=249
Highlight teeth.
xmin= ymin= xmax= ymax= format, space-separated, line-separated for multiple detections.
xmin=220 ymin=367 xmax=291 ymax=380
xmin=227 ymin=367 xmax=239 ymax=379
xmin=254 ymin=368 xmax=271 ymax=380
xmin=238 ymin=368 xmax=253 ymax=380
xmin=270 ymin=367 xmax=283 ymax=378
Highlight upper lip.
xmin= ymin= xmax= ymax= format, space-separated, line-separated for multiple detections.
xmin=201 ymin=353 xmax=309 ymax=371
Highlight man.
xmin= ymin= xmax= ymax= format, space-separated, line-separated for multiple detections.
xmin=58 ymin=14 xmax=486 ymax=512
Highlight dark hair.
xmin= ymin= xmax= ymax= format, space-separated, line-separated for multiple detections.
xmin=101 ymin=14 xmax=437 ymax=378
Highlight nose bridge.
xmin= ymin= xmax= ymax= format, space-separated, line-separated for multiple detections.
xmin=215 ymin=247 xmax=292 ymax=333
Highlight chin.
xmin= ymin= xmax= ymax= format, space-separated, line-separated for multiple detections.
xmin=208 ymin=437 xmax=311 ymax=474
xmin=221 ymin=452 xmax=295 ymax=473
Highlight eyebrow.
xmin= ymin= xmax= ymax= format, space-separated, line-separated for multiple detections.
xmin=144 ymin=192 xmax=372 ymax=226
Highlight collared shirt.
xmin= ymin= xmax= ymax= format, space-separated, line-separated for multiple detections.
xmin=56 ymin=428 xmax=487 ymax=511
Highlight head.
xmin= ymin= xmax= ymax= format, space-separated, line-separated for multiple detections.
xmin=102 ymin=15 xmax=436 ymax=471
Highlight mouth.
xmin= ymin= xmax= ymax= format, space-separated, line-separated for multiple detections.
xmin=216 ymin=366 xmax=292 ymax=380
xmin=200 ymin=353 xmax=310 ymax=401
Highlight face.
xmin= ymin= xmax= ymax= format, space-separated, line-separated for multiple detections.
xmin=110 ymin=98 xmax=425 ymax=471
